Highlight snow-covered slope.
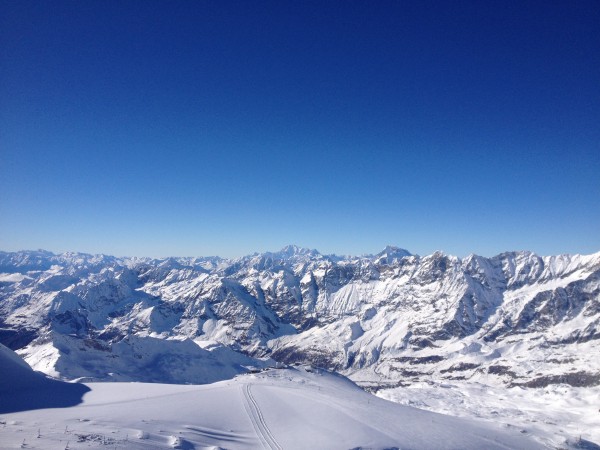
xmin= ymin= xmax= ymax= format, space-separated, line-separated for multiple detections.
xmin=0 ymin=342 xmax=44 ymax=391
xmin=0 ymin=343 xmax=90 ymax=414
xmin=0 ymin=347 xmax=544 ymax=449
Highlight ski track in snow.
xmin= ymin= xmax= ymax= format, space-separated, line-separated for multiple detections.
xmin=241 ymin=383 xmax=282 ymax=450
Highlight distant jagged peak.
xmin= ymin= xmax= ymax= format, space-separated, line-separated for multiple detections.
xmin=420 ymin=250 xmax=462 ymax=269
xmin=276 ymin=244 xmax=321 ymax=258
xmin=156 ymin=256 xmax=187 ymax=270
xmin=253 ymin=245 xmax=323 ymax=263
xmin=376 ymin=245 xmax=411 ymax=258
xmin=493 ymin=249 xmax=540 ymax=260
xmin=0 ymin=249 xmax=55 ymax=257
xmin=0 ymin=249 xmax=55 ymax=260
xmin=372 ymin=245 xmax=412 ymax=264
xmin=29 ymin=249 xmax=56 ymax=257
xmin=57 ymin=251 xmax=118 ymax=265
xmin=0 ymin=249 xmax=58 ymax=273
xmin=232 ymin=245 xmax=323 ymax=272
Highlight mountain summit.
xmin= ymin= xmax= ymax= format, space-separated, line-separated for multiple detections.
xmin=373 ymin=245 xmax=412 ymax=263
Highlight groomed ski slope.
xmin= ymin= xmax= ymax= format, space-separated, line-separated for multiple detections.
xmin=1 ymin=350 xmax=544 ymax=449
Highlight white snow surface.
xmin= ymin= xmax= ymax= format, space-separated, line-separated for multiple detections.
xmin=378 ymin=380 xmax=600 ymax=449
xmin=0 ymin=344 xmax=545 ymax=450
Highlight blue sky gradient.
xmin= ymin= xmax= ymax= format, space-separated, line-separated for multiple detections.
xmin=1 ymin=1 xmax=599 ymax=258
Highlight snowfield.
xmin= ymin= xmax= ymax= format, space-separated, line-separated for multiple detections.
xmin=378 ymin=381 xmax=600 ymax=449
xmin=0 ymin=345 xmax=546 ymax=450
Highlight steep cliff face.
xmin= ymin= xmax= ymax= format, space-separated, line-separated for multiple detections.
xmin=1 ymin=247 xmax=598 ymax=387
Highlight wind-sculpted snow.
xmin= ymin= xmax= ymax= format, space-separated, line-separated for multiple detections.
xmin=0 ymin=247 xmax=599 ymax=392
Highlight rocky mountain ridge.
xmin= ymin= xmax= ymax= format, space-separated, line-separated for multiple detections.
xmin=1 ymin=246 xmax=598 ymax=389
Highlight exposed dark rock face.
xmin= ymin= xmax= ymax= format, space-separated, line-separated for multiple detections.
xmin=511 ymin=372 xmax=600 ymax=388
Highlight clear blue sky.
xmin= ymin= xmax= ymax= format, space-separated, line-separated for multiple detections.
xmin=1 ymin=1 xmax=599 ymax=258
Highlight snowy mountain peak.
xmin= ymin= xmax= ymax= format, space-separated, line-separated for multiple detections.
xmin=374 ymin=245 xmax=412 ymax=261
xmin=276 ymin=244 xmax=321 ymax=258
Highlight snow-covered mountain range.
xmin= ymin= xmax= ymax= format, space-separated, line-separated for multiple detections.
xmin=1 ymin=246 xmax=599 ymax=391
